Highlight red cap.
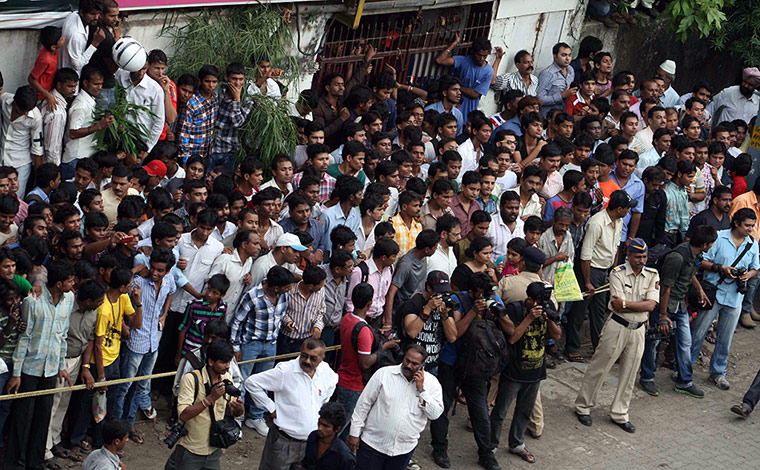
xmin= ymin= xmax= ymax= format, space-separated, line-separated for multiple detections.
xmin=143 ymin=160 xmax=167 ymax=178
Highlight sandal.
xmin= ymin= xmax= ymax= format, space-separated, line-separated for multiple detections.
xmin=567 ymin=352 xmax=585 ymax=363
xmin=547 ymin=344 xmax=566 ymax=361
xmin=68 ymin=448 xmax=84 ymax=462
xmin=44 ymin=459 xmax=62 ymax=470
xmin=511 ymin=448 xmax=536 ymax=464
xmin=78 ymin=440 xmax=93 ymax=453
xmin=51 ymin=445 xmax=70 ymax=459
xmin=129 ymin=429 xmax=144 ymax=445
xmin=706 ymin=330 xmax=717 ymax=344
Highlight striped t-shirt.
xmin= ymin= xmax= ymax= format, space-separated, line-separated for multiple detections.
xmin=178 ymin=299 xmax=227 ymax=354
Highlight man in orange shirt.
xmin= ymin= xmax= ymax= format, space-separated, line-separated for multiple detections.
xmin=729 ymin=181 xmax=760 ymax=328
xmin=146 ymin=50 xmax=178 ymax=142
xmin=594 ymin=148 xmax=620 ymax=209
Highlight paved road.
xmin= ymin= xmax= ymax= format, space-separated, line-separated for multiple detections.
xmin=121 ymin=326 xmax=760 ymax=470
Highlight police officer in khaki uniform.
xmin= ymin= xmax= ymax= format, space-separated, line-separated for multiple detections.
xmin=573 ymin=238 xmax=659 ymax=433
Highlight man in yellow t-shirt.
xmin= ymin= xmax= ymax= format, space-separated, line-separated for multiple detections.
xmin=91 ymin=267 xmax=142 ymax=444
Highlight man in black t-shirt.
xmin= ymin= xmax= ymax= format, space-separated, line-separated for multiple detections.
xmin=399 ymin=271 xmax=457 ymax=371
xmin=88 ymin=0 xmax=120 ymax=107
xmin=491 ymin=282 xmax=560 ymax=465
xmin=685 ymin=185 xmax=731 ymax=240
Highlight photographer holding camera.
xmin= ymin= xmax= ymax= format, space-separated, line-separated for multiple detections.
xmin=689 ymin=209 xmax=759 ymax=391
xmin=165 ymin=338 xmax=244 ymax=470
xmin=491 ymin=281 xmax=561 ymax=465
xmin=574 ymin=239 xmax=659 ymax=433
xmin=400 ymin=271 xmax=458 ymax=373
xmin=447 ymin=272 xmax=508 ymax=470
xmin=245 ymin=338 xmax=337 ymax=469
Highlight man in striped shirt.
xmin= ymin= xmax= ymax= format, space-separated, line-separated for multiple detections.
xmin=278 ymin=266 xmax=327 ymax=356
xmin=176 ymin=274 xmax=229 ymax=362
xmin=230 ymin=266 xmax=295 ymax=436
xmin=119 ymin=248 xmax=176 ymax=441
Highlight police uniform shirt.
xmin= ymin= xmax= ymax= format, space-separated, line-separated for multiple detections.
xmin=607 ymin=261 xmax=660 ymax=323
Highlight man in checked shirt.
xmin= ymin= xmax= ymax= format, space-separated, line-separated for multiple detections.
xmin=179 ymin=65 xmax=219 ymax=162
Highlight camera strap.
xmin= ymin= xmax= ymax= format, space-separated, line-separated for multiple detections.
xmin=719 ymin=240 xmax=753 ymax=284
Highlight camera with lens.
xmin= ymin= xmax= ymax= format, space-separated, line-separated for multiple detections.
xmin=732 ymin=267 xmax=748 ymax=294
xmin=214 ymin=379 xmax=241 ymax=398
xmin=485 ymin=288 xmax=507 ymax=318
xmin=440 ymin=292 xmax=458 ymax=310
xmin=529 ymin=284 xmax=560 ymax=323
xmin=645 ymin=326 xmax=671 ymax=342
xmin=164 ymin=422 xmax=188 ymax=448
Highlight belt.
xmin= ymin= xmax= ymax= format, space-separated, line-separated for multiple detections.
xmin=611 ymin=313 xmax=646 ymax=330
xmin=275 ymin=425 xmax=305 ymax=442
xmin=664 ymin=230 xmax=678 ymax=234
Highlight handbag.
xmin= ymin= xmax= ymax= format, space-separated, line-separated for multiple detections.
xmin=554 ymin=262 xmax=583 ymax=302
xmin=205 ymin=380 xmax=242 ymax=449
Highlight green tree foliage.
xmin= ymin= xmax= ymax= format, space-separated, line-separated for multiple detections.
xmin=94 ymin=83 xmax=154 ymax=156
xmin=665 ymin=0 xmax=730 ymax=42
xmin=161 ymin=5 xmax=299 ymax=167
xmin=709 ymin=1 xmax=760 ymax=65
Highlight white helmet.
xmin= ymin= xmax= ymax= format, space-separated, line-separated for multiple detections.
xmin=112 ymin=37 xmax=147 ymax=72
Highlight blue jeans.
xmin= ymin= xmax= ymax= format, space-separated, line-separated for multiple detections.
xmin=16 ymin=163 xmax=32 ymax=199
xmin=238 ymin=340 xmax=276 ymax=420
xmin=208 ymin=151 xmax=236 ymax=173
xmin=335 ymin=384 xmax=362 ymax=441
xmin=61 ymin=159 xmax=79 ymax=182
xmin=120 ymin=348 xmax=159 ymax=427
xmin=639 ymin=305 xmax=661 ymax=382
xmin=670 ymin=307 xmax=694 ymax=388
xmin=741 ymin=275 xmax=760 ymax=317
xmin=690 ymin=302 xmax=742 ymax=378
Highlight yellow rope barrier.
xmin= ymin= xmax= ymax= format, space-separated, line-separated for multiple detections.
xmin=0 ymin=345 xmax=341 ymax=401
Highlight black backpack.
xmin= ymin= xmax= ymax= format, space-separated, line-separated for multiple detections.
xmin=454 ymin=292 xmax=509 ymax=379
xmin=350 ymin=320 xmax=400 ymax=385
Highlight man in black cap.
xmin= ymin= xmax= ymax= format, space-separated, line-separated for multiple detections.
xmin=574 ymin=238 xmax=660 ymax=433
xmin=399 ymin=270 xmax=458 ymax=468
xmin=565 ymin=190 xmax=637 ymax=361
xmin=491 ymin=281 xmax=561 ymax=465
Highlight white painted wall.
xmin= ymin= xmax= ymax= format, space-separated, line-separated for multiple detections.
xmin=0 ymin=0 xmax=588 ymax=116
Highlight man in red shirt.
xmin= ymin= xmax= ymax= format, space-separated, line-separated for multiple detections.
xmin=335 ymin=282 xmax=399 ymax=440
xmin=146 ymin=50 xmax=178 ymax=141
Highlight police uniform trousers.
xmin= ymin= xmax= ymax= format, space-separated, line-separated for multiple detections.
xmin=574 ymin=317 xmax=645 ymax=423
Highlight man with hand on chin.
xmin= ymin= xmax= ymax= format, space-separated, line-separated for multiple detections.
xmin=347 ymin=344 xmax=443 ymax=470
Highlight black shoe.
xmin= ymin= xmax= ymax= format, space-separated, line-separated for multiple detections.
xmin=576 ymin=413 xmax=592 ymax=426
xmin=477 ymin=456 xmax=502 ymax=470
xmin=432 ymin=449 xmax=451 ymax=468
xmin=731 ymin=403 xmax=751 ymax=419
xmin=638 ymin=6 xmax=657 ymax=18
xmin=674 ymin=384 xmax=705 ymax=398
xmin=613 ymin=420 xmax=636 ymax=433
xmin=638 ymin=381 xmax=659 ymax=396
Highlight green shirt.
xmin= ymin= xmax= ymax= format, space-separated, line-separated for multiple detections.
xmin=659 ymin=243 xmax=700 ymax=313
xmin=326 ymin=164 xmax=366 ymax=186
xmin=663 ymin=181 xmax=689 ymax=235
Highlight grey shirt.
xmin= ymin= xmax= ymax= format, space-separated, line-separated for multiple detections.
xmin=66 ymin=301 xmax=98 ymax=358
xmin=82 ymin=448 xmax=120 ymax=470
xmin=320 ymin=265 xmax=348 ymax=328
xmin=392 ymin=251 xmax=426 ymax=307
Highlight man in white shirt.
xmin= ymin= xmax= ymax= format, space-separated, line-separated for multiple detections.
xmin=42 ymin=69 xmax=78 ymax=166
xmin=426 ymin=214 xmax=460 ymax=276
xmin=170 ymin=209 xmax=224 ymax=314
xmin=245 ymin=339 xmax=337 ymax=469
xmin=247 ymin=56 xmax=281 ymax=98
xmin=631 ymin=105 xmax=666 ymax=156
xmin=487 ymin=190 xmax=525 ymax=262
xmin=59 ymin=0 xmax=106 ymax=74
xmin=209 ymin=230 xmax=259 ymax=322
xmin=347 ymin=344 xmax=443 ymax=468
xmin=0 ymin=86 xmax=43 ymax=198
xmin=115 ymin=66 xmax=166 ymax=151
xmin=711 ymin=67 xmax=760 ymax=126
xmin=250 ymin=233 xmax=306 ymax=287
xmin=62 ymin=65 xmax=113 ymax=181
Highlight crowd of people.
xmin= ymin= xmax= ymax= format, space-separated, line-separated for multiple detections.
xmin=1 ymin=0 xmax=760 ymax=469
